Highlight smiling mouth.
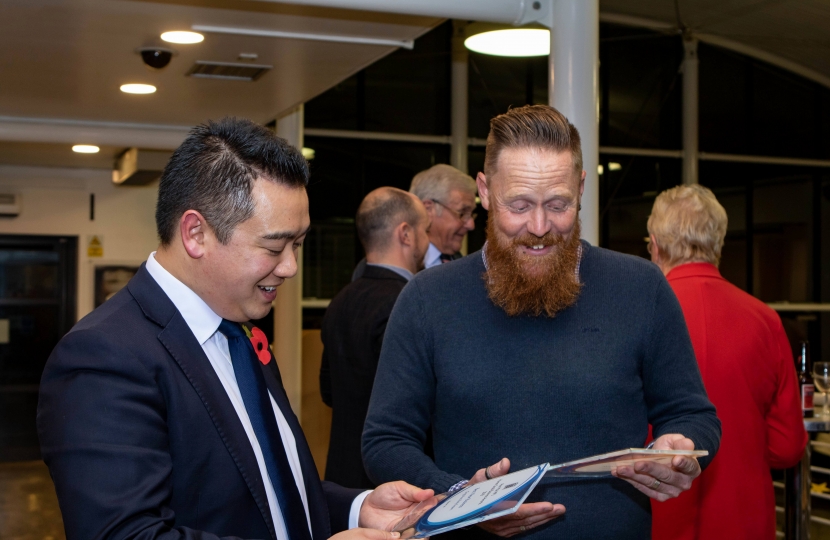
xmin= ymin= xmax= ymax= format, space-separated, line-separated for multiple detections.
xmin=258 ymin=286 xmax=277 ymax=292
xmin=529 ymin=245 xmax=545 ymax=251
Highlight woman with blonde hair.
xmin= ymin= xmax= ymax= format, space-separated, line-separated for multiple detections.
xmin=648 ymin=184 xmax=806 ymax=540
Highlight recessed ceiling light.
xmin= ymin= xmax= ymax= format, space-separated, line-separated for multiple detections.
xmin=301 ymin=147 xmax=315 ymax=160
xmin=161 ymin=31 xmax=204 ymax=44
xmin=608 ymin=162 xmax=622 ymax=171
xmin=464 ymin=29 xmax=549 ymax=57
xmin=120 ymin=83 xmax=157 ymax=94
xmin=72 ymin=145 xmax=100 ymax=154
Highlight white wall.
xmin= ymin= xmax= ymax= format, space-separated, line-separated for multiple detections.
xmin=0 ymin=165 xmax=159 ymax=321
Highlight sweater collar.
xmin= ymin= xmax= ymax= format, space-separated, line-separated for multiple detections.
xmin=665 ymin=261 xmax=723 ymax=282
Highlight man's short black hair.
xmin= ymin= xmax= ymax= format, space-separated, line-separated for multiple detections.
xmin=155 ymin=117 xmax=309 ymax=245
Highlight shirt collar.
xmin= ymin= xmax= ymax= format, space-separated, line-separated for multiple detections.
xmin=145 ymin=252 xmax=222 ymax=345
xmin=366 ymin=263 xmax=414 ymax=281
xmin=424 ymin=243 xmax=443 ymax=268
xmin=665 ymin=261 xmax=722 ymax=281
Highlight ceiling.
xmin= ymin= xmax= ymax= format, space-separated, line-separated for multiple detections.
xmin=601 ymin=0 xmax=830 ymax=86
xmin=0 ymin=0 xmax=440 ymax=169
xmin=2 ymin=0 xmax=829 ymax=171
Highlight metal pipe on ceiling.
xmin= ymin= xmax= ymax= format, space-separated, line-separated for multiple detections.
xmin=251 ymin=0 xmax=550 ymax=26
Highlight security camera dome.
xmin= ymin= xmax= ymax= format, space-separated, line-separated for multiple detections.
xmin=138 ymin=47 xmax=175 ymax=69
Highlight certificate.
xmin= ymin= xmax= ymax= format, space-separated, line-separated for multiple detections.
xmin=546 ymin=448 xmax=709 ymax=477
xmin=393 ymin=463 xmax=549 ymax=539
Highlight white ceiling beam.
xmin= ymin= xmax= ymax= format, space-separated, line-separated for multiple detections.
xmin=192 ymin=25 xmax=415 ymax=49
xmin=253 ymin=0 xmax=549 ymax=26
xmin=0 ymin=117 xmax=191 ymax=150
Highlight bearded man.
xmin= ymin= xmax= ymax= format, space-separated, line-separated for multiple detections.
xmin=362 ymin=105 xmax=721 ymax=539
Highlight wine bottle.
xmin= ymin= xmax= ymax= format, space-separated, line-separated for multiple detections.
xmin=798 ymin=341 xmax=814 ymax=417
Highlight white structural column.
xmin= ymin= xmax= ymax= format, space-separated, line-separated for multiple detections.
xmin=549 ymin=0 xmax=600 ymax=245
xmin=682 ymin=37 xmax=699 ymax=185
xmin=450 ymin=21 xmax=469 ymax=175
xmin=274 ymin=105 xmax=305 ymax=417
xmin=451 ymin=21 xmax=470 ymax=256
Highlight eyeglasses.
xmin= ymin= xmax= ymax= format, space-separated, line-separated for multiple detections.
xmin=430 ymin=199 xmax=478 ymax=223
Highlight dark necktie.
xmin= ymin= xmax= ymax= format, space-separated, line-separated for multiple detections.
xmin=218 ymin=320 xmax=311 ymax=540
xmin=439 ymin=253 xmax=454 ymax=263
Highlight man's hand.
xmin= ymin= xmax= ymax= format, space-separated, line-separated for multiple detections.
xmin=331 ymin=528 xmax=402 ymax=540
xmin=469 ymin=458 xmax=565 ymax=537
xmin=359 ymin=481 xmax=435 ymax=531
xmin=612 ymin=434 xmax=701 ymax=502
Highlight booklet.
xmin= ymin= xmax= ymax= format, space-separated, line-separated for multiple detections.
xmin=546 ymin=448 xmax=709 ymax=477
xmin=392 ymin=463 xmax=549 ymax=539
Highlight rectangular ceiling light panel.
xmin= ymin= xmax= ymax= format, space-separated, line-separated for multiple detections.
xmin=186 ymin=61 xmax=272 ymax=81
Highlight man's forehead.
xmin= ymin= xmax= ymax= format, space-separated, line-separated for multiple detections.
xmin=491 ymin=147 xmax=579 ymax=186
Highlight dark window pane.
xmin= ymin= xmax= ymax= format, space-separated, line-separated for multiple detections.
xmin=468 ymin=54 xmax=548 ymax=139
xmin=305 ymin=22 xmax=451 ymax=135
xmin=305 ymin=136 xmax=450 ymax=220
xmin=714 ymin=188 xmax=747 ymax=292
xmin=699 ymin=161 xmax=817 ymax=301
xmin=699 ymin=44 xmax=825 ymax=158
xmin=599 ymin=154 xmax=682 ymax=254
xmin=600 ymin=25 xmax=683 ymax=150
xmin=0 ymin=250 xmax=60 ymax=299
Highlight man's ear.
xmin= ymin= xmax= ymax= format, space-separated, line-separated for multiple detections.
xmin=579 ymin=170 xmax=586 ymax=196
xmin=476 ymin=172 xmax=490 ymax=211
xmin=397 ymin=221 xmax=413 ymax=247
xmin=180 ymin=210 xmax=209 ymax=259
xmin=421 ymin=198 xmax=435 ymax=217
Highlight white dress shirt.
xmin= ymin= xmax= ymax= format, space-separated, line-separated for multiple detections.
xmin=145 ymin=253 xmax=367 ymax=536
xmin=424 ymin=243 xmax=443 ymax=269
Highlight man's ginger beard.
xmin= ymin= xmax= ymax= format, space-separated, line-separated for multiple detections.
xmin=484 ymin=213 xmax=582 ymax=317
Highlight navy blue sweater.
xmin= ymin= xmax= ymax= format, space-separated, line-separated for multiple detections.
xmin=363 ymin=242 xmax=721 ymax=539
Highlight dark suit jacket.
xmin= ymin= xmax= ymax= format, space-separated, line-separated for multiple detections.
xmin=38 ymin=264 xmax=361 ymax=540
xmin=320 ymin=265 xmax=408 ymax=489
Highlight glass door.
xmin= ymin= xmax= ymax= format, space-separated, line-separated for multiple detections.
xmin=0 ymin=235 xmax=76 ymax=461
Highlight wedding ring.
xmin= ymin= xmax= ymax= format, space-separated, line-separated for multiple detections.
xmin=650 ymin=479 xmax=661 ymax=490
xmin=485 ymin=466 xmax=492 ymax=480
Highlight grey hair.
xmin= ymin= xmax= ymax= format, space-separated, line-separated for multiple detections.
xmin=647 ymin=184 xmax=728 ymax=267
xmin=409 ymin=164 xmax=476 ymax=203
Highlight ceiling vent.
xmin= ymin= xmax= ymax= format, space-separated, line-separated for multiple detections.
xmin=0 ymin=193 xmax=20 ymax=217
xmin=113 ymin=148 xmax=171 ymax=185
xmin=186 ymin=61 xmax=272 ymax=81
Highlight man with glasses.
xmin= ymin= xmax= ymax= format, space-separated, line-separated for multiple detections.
xmin=409 ymin=164 xmax=477 ymax=268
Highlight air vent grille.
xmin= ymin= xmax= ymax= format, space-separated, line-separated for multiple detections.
xmin=187 ymin=61 xmax=272 ymax=81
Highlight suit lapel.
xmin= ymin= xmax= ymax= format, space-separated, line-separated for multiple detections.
xmin=259 ymin=355 xmax=331 ymax=540
xmin=128 ymin=267 xmax=277 ymax=539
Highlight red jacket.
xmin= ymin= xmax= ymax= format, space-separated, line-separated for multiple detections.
xmin=652 ymin=263 xmax=807 ymax=540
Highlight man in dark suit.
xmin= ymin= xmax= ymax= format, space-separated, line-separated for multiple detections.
xmin=37 ymin=118 xmax=433 ymax=540
xmin=321 ymin=188 xmax=430 ymax=489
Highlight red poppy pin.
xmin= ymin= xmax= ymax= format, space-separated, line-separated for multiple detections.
xmin=243 ymin=324 xmax=272 ymax=365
